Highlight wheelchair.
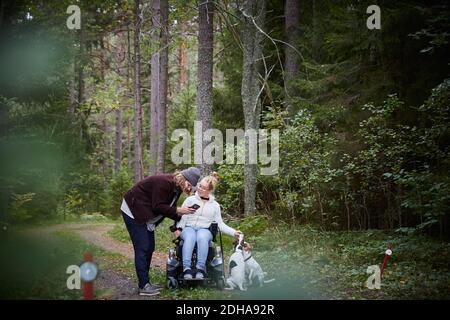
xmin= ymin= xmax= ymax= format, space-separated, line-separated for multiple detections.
xmin=166 ymin=223 xmax=225 ymax=290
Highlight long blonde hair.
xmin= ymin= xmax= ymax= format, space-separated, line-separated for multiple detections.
xmin=173 ymin=170 xmax=191 ymax=194
xmin=201 ymin=171 xmax=220 ymax=192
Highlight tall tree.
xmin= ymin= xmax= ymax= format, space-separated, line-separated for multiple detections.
xmin=114 ymin=31 xmax=126 ymax=174
xmin=196 ymin=0 xmax=214 ymax=177
xmin=114 ymin=107 xmax=123 ymax=173
xmin=149 ymin=0 xmax=161 ymax=175
xmin=157 ymin=0 xmax=169 ymax=173
xmin=284 ymin=0 xmax=300 ymax=115
xmin=77 ymin=28 xmax=85 ymax=109
xmin=241 ymin=0 xmax=266 ymax=215
xmin=178 ymin=18 xmax=189 ymax=91
xmin=133 ymin=0 xmax=143 ymax=182
xmin=127 ymin=23 xmax=133 ymax=171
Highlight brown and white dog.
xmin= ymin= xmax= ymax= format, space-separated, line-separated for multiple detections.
xmin=242 ymin=242 xmax=275 ymax=287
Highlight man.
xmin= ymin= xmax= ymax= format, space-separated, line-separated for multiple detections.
xmin=121 ymin=167 xmax=200 ymax=296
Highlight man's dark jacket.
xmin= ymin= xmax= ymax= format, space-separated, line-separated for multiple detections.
xmin=123 ymin=174 xmax=181 ymax=225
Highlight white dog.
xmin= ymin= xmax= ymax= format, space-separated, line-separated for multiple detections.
xmin=225 ymin=235 xmax=247 ymax=291
xmin=242 ymin=242 xmax=275 ymax=287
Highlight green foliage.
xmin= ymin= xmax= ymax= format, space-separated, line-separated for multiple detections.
xmin=234 ymin=214 xmax=269 ymax=241
xmin=64 ymin=189 xmax=84 ymax=216
xmin=8 ymin=193 xmax=36 ymax=223
xmin=165 ymin=87 xmax=196 ymax=173
xmin=216 ymin=161 xmax=245 ymax=216
xmin=0 ymin=229 xmax=93 ymax=299
xmin=250 ymin=222 xmax=450 ymax=299
xmin=256 ymin=77 xmax=449 ymax=234
xmin=105 ymin=168 xmax=133 ymax=218
xmin=272 ymin=108 xmax=339 ymax=224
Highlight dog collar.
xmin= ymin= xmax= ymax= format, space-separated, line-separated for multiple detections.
xmin=244 ymin=254 xmax=252 ymax=262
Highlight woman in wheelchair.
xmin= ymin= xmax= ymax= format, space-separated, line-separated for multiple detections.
xmin=173 ymin=172 xmax=241 ymax=280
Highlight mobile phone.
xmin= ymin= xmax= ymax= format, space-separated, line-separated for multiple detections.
xmin=189 ymin=204 xmax=200 ymax=210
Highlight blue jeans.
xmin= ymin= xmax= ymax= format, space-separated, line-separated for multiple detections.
xmin=122 ymin=211 xmax=155 ymax=289
xmin=180 ymin=226 xmax=212 ymax=271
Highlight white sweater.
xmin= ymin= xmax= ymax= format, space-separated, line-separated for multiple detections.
xmin=176 ymin=192 xmax=236 ymax=237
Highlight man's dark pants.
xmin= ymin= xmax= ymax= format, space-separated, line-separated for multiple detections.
xmin=121 ymin=211 xmax=155 ymax=289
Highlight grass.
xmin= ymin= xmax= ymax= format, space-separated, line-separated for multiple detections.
xmin=3 ymin=215 xmax=449 ymax=300
xmin=107 ymin=214 xmax=450 ymax=299
xmin=0 ymin=227 xmax=129 ymax=299
xmin=237 ymin=219 xmax=450 ymax=299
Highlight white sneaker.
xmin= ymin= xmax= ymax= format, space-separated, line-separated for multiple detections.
xmin=195 ymin=269 xmax=206 ymax=279
xmin=183 ymin=269 xmax=193 ymax=280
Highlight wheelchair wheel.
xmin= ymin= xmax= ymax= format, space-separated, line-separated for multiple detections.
xmin=167 ymin=276 xmax=179 ymax=289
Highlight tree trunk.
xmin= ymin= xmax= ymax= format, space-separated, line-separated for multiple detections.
xmin=102 ymin=118 xmax=111 ymax=177
xmin=133 ymin=0 xmax=143 ymax=182
xmin=127 ymin=24 xmax=133 ymax=171
xmin=69 ymin=56 xmax=77 ymax=117
xmin=157 ymin=0 xmax=169 ymax=173
xmin=114 ymin=108 xmax=123 ymax=174
xmin=127 ymin=117 xmax=132 ymax=170
xmin=76 ymin=27 xmax=85 ymax=141
xmin=178 ymin=19 xmax=189 ymax=91
xmin=284 ymin=0 xmax=300 ymax=115
xmin=196 ymin=0 xmax=214 ymax=177
xmin=114 ymin=31 xmax=126 ymax=174
xmin=77 ymin=28 xmax=85 ymax=108
xmin=149 ymin=0 xmax=160 ymax=176
xmin=241 ymin=0 xmax=266 ymax=215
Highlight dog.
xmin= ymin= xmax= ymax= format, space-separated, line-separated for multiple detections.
xmin=242 ymin=242 xmax=275 ymax=287
xmin=225 ymin=234 xmax=247 ymax=291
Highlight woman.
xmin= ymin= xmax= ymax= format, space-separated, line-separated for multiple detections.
xmin=174 ymin=172 xmax=241 ymax=279
xmin=121 ymin=167 xmax=200 ymax=296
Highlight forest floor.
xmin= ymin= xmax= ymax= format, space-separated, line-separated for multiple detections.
xmin=33 ymin=223 xmax=168 ymax=300
xmin=1 ymin=218 xmax=449 ymax=300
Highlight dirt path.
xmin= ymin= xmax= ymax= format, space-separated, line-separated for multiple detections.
xmin=33 ymin=222 xmax=166 ymax=269
xmin=28 ymin=222 xmax=166 ymax=300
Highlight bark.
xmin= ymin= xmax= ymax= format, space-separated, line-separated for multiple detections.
xmin=157 ymin=0 xmax=169 ymax=173
xmin=77 ymin=28 xmax=85 ymax=107
xmin=114 ymin=32 xmax=126 ymax=174
xmin=127 ymin=24 xmax=133 ymax=171
xmin=196 ymin=0 xmax=214 ymax=177
xmin=241 ymin=0 xmax=266 ymax=215
xmin=178 ymin=19 xmax=189 ymax=90
xmin=284 ymin=0 xmax=300 ymax=115
xmin=114 ymin=108 xmax=123 ymax=174
xmin=133 ymin=0 xmax=143 ymax=182
xmin=149 ymin=0 xmax=160 ymax=176
xmin=69 ymin=55 xmax=77 ymax=116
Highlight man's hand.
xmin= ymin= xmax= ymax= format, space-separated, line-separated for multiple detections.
xmin=234 ymin=230 xmax=242 ymax=238
xmin=177 ymin=207 xmax=196 ymax=215
xmin=174 ymin=230 xmax=181 ymax=238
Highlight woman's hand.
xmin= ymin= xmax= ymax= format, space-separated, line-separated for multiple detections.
xmin=234 ymin=230 xmax=242 ymax=238
xmin=174 ymin=230 xmax=181 ymax=238
xmin=177 ymin=207 xmax=196 ymax=215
